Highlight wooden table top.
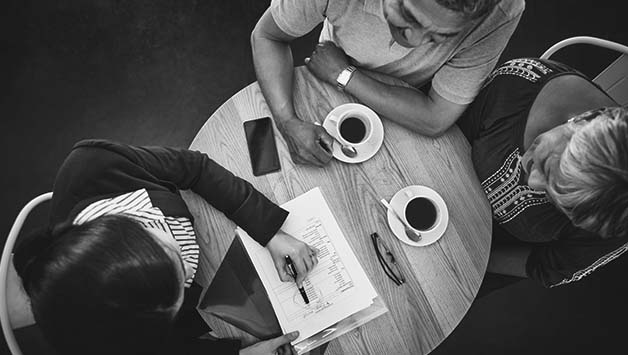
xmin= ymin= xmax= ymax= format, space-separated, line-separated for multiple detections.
xmin=181 ymin=66 xmax=492 ymax=355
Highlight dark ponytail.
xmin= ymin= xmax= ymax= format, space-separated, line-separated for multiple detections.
xmin=14 ymin=215 xmax=183 ymax=355
xmin=14 ymin=222 xmax=77 ymax=294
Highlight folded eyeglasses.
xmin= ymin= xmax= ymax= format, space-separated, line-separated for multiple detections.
xmin=371 ymin=232 xmax=405 ymax=286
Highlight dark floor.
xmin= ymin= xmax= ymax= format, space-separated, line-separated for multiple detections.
xmin=2 ymin=1 xmax=627 ymax=354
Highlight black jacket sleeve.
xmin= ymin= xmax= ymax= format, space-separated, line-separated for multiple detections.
xmin=51 ymin=139 xmax=288 ymax=245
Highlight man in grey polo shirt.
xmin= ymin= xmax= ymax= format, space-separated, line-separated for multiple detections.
xmin=252 ymin=0 xmax=525 ymax=166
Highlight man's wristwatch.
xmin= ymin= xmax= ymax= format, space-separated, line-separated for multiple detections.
xmin=336 ymin=65 xmax=357 ymax=91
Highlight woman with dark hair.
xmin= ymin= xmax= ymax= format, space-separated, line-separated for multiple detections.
xmin=458 ymin=58 xmax=628 ymax=294
xmin=10 ymin=139 xmax=316 ymax=355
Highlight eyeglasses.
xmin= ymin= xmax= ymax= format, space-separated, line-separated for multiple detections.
xmin=567 ymin=106 xmax=609 ymax=125
xmin=371 ymin=232 xmax=405 ymax=286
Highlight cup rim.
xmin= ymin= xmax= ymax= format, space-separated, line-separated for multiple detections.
xmin=402 ymin=195 xmax=440 ymax=233
xmin=334 ymin=110 xmax=374 ymax=146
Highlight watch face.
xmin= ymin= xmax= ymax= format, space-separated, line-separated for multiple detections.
xmin=337 ymin=66 xmax=356 ymax=87
xmin=337 ymin=70 xmax=351 ymax=85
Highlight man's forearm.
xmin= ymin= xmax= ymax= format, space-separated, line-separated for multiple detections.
xmin=251 ymin=33 xmax=298 ymax=128
xmin=344 ymin=70 xmax=463 ymax=136
xmin=344 ymin=71 xmax=440 ymax=135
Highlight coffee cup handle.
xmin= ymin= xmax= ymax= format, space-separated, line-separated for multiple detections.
xmin=327 ymin=115 xmax=340 ymax=126
xmin=404 ymin=190 xmax=414 ymax=199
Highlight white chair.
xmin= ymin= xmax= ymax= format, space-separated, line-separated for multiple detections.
xmin=541 ymin=36 xmax=628 ymax=105
xmin=1 ymin=192 xmax=53 ymax=355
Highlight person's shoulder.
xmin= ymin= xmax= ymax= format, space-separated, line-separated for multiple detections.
xmin=71 ymin=139 xmax=124 ymax=153
xmin=495 ymin=0 xmax=525 ymax=21
xmin=49 ymin=140 xmax=138 ymax=226
xmin=69 ymin=139 xmax=139 ymax=163
xmin=461 ymin=0 xmax=524 ymax=45
xmin=58 ymin=140 xmax=135 ymax=182
xmin=64 ymin=139 xmax=113 ymax=164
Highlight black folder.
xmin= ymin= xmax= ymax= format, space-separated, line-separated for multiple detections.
xmin=198 ymin=236 xmax=282 ymax=339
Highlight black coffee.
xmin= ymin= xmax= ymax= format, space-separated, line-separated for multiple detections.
xmin=405 ymin=197 xmax=437 ymax=231
xmin=339 ymin=116 xmax=366 ymax=143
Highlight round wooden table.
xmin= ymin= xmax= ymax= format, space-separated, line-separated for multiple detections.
xmin=181 ymin=67 xmax=492 ymax=355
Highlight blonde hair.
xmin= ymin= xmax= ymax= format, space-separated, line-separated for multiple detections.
xmin=548 ymin=106 xmax=628 ymax=238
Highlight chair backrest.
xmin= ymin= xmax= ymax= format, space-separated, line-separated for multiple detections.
xmin=541 ymin=36 xmax=628 ymax=105
xmin=593 ymin=54 xmax=628 ymax=105
xmin=1 ymin=192 xmax=53 ymax=355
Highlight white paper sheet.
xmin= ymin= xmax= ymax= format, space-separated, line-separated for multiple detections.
xmin=238 ymin=187 xmax=378 ymax=343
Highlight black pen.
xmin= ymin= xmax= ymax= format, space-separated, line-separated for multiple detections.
xmin=314 ymin=121 xmax=333 ymax=154
xmin=318 ymin=137 xmax=333 ymax=154
xmin=285 ymin=255 xmax=310 ymax=304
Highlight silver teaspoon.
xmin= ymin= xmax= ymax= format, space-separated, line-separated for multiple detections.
xmin=380 ymin=199 xmax=422 ymax=242
xmin=314 ymin=122 xmax=358 ymax=158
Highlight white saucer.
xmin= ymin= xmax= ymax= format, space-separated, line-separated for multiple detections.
xmin=322 ymin=103 xmax=384 ymax=164
xmin=386 ymin=185 xmax=449 ymax=247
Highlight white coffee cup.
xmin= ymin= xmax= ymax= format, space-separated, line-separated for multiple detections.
xmin=327 ymin=105 xmax=374 ymax=146
xmin=402 ymin=190 xmax=440 ymax=233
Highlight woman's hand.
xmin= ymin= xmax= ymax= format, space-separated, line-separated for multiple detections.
xmin=239 ymin=331 xmax=299 ymax=355
xmin=266 ymin=231 xmax=318 ymax=286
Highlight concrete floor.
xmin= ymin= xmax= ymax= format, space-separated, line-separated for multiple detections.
xmin=2 ymin=1 xmax=627 ymax=354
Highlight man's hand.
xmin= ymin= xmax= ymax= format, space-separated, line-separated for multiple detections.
xmin=305 ymin=41 xmax=351 ymax=84
xmin=266 ymin=231 xmax=319 ymax=286
xmin=239 ymin=331 xmax=299 ymax=355
xmin=279 ymin=119 xmax=333 ymax=166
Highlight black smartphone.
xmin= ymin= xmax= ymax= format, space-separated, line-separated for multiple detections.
xmin=243 ymin=117 xmax=281 ymax=176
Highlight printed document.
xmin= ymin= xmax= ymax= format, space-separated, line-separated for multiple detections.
xmin=238 ymin=187 xmax=378 ymax=343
